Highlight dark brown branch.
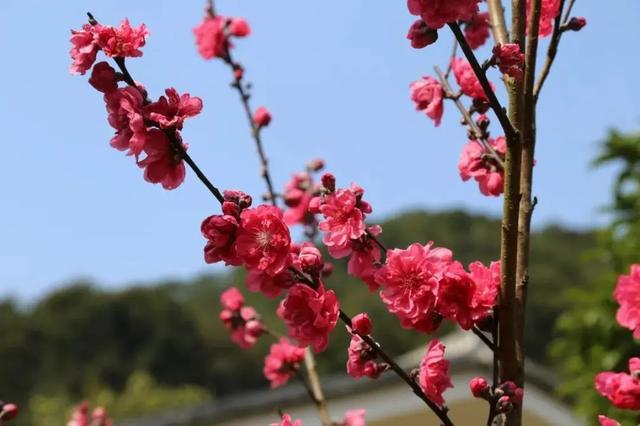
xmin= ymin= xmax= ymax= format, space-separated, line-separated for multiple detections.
xmin=472 ymin=326 xmax=496 ymax=352
xmin=448 ymin=23 xmax=518 ymax=142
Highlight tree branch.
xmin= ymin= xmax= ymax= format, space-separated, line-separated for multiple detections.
xmin=486 ymin=0 xmax=510 ymax=45
xmin=448 ymin=22 xmax=518 ymax=142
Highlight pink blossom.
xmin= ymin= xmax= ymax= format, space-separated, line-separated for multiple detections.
xmin=318 ymin=186 xmax=369 ymax=258
xmin=104 ymin=87 xmax=147 ymax=155
xmin=527 ymin=0 xmax=562 ymax=37
xmin=346 ymin=334 xmax=385 ymax=379
xmin=202 ymin=214 xmax=242 ymax=266
xmin=219 ymin=287 xmax=263 ymax=349
xmin=348 ymin=227 xmax=383 ymax=291
xmin=263 ymin=338 xmax=306 ymax=388
xmin=145 ymin=88 xmax=203 ymax=130
xmin=69 ymin=24 xmax=101 ymax=75
xmin=418 ymin=339 xmax=453 ymax=407
xmin=407 ymin=0 xmax=481 ymax=29
xmin=283 ymin=172 xmax=315 ymax=226
xmin=278 ymin=284 xmax=339 ymax=353
xmin=193 ymin=16 xmax=228 ymax=59
xmin=458 ymin=137 xmax=506 ymax=197
xmin=88 ymin=62 xmax=118 ymax=93
xmin=270 ymin=414 xmax=302 ymax=426
xmin=436 ymin=261 xmax=477 ymax=330
xmin=253 ymin=106 xmax=272 ymax=128
xmin=246 ymin=269 xmax=294 ymax=298
xmin=343 ymin=409 xmax=366 ymax=426
xmin=468 ymin=260 xmax=501 ymax=323
xmin=229 ymin=18 xmax=251 ymax=37
xmin=137 ymin=129 xmax=187 ymax=190
xmin=493 ymin=44 xmax=525 ymax=82
xmin=469 ymin=377 xmax=490 ymax=399
xmin=236 ymin=205 xmax=292 ymax=275
xmin=410 ymin=77 xmax=444 ymax=126
xmin=95 ymin=19 xmax=148 ymax=58
xmin=598 ymin=416 xmax=621 ymax=426
xmin=464 ymin=12 xmax=490 ymax=50
xmin=351 ymin=313 xmax=373 ymax=335
xmin=292 ymin=243 xmax=325 ymax=280
xmin=375 ymin=242 xmax=452 ymax=333
xmin=406 ymin=19 xmax=438 ymax=49
xmin=451 ymin=57 xmax=490 ymax=101
xmin=67 ymin=402 xmax=90 ymax=426
xmin=595 ymin=357 xmax=640 ymax=410
xmin=614 ymin=264 xmax=640 ymax=338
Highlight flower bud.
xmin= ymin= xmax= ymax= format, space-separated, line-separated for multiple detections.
xmin=407 ymin=19 xmax=438 ymax=49
xmin=469 ymin=377 xmax=490 ymax=399
xmin=306 ymin=158 xmax=325 ymax=172
xmin=496 ymin=395 xmax=513 ymax=413
xmin=253 ymin=106 xmax=272 ymax=128
xmin=351 ymin=313 xmax=373 ymax=335
xmin=566 ymin=17 xmax=586 ymax=32
xmin=321 ymin=173 xmax=336 ymax=192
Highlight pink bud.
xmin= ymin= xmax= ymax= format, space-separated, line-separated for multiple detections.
xmin=220 ymin=287 xmax=244 ymax=311
xmin=307 ymin=158 xmax=325 ymax=172
xmin=351 ymin=313 xmax=373 ymax=335
xmin=253 ymin=106 xmax=272 ymax=128
xmin=496 ymin=395 xmax=513 ymax=413
xmin=308 ymin=196 xmax=322 ymax=214
xmin=469 ymin=377 xmax=490 ymax=399
xmin=566 ymin=17 xmax=586 ymax=31
xmin=406 ymin=19 xmax=438 ymax=49
xmin=233 ymin=66 xmax=244 ymax=81
xmin=229 ymin=18 xmax=251 ymax=37
xmin=1 ymin=403 xmax=18 ymax=421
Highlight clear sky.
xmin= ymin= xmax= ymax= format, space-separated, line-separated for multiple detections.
xmin=1 ymin=1 xmax=639 ymax=301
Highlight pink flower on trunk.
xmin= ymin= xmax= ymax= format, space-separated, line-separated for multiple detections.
xmin=219 ymin=287 xmax=264 ymax=349
xmin=375 ymin=242 xmax=452 ymax=333
xmin=278 ymin=283 xmax=339 ymax=353
xmin=137 ymin=129 xmax=187 ymax=190
xmin=464 ymin=12 xmax=490 ymax=50
xmin=347 ymin=334 xmax=385 ymax=379
xmin=89 ymin=62 xmax=118 ymax=93
xmin=595 ymin=357 xmax=640 ymax=410
xmin=459 ymin=137 xmax=506 ymax=197
xmin=201 ymin=214 xmax=242 ymax=266
xmin=263 ymin=338 xmax=306 ymax=388
xmin=69 ymin=24 xmax=101 ymax=74
xmin=407 ymin=0 xmax=480 ymax=29
xmin=410 ymin=77 xmax=444 ymax=126
xmin=104 ymin=87 xmax=147 ymax=156
xmin=614 ymin=264 xmax=640 ymax=338
xmin=145 ymin=88 xmax=203 ymax=130
xmin=343 ymin=409 xmax=366 ymax=426
xmin=270 ymin=414 xmax=302 ymax=426
xmin=527 ymin=0 xmax=562 ymax=37
xmin=598 ymin=416 xmax=621 ymax=426
xmin=246 ymin=269 xmax=294 ymax=298
xmin=95 ymin=19 xmax=148 ymax=58
xmin=253 ymin=106 xmax=272 ymax=128
xmin=493 ymin=44 xmax=525 ymax=82
xmin=451 ymin=57 xmax=491 ymax=101
xmin=418 ymin=339 xmax=453 ymax=407
xmin=236 ymin=205 xmax=292 ymax=276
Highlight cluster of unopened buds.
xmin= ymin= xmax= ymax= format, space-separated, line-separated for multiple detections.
xmin=0 ymin=401 xmax=18 ymax=423
xmin=469 ymin=377 xmax=524 ymax=414
xmin=67 ymin=402 xmax=112 ymax=426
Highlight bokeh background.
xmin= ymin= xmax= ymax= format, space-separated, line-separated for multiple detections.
xmin=1 ymin=0 xmax=640 ymax=425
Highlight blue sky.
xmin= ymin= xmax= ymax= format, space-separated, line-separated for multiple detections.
xmin=1 ymin=1 xmax=639 ymax=301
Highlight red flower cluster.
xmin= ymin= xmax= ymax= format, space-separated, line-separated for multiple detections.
xmin=193 ymin=15 xmax=250 ymax=60
xmin=219 ymin=287 xmax=264 ymax=349
xmin=67 ymin=402 xmax=112 ymax=426
xmin=263 ymin=338 xmax=306 ymax=388
xmin=70 ymin=20 xmax=204 ymax=191
xmin=418 ymin=340 xmax=453 ymax=407
xmin=595 ymin=357 xmax=640 ymax=410
xmin=70 ymin=19 xmax=148 ymax=75
xmin=614 ymin=264 xmax=640 ymax=338
xmin=459 ymin=137 xmax=507 ymax=197
xmin=408 ymin=0 xmax=481 ymax=29
xmin=376 ymin=242 xmax=500 ymax=333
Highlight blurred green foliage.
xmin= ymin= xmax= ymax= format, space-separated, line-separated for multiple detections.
xmin=551 ymin=130 xmax=640 ymax=425
xmin=1 ymin=207 xmax=603 ymax=424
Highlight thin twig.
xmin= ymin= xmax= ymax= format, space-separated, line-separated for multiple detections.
xmin=434 ymin=66 xmax=504 ymax=170
xmin=472 ymin=326 xmax=496 ymax=352
xmin=448 ymin=23 xmax=518 ymax=142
